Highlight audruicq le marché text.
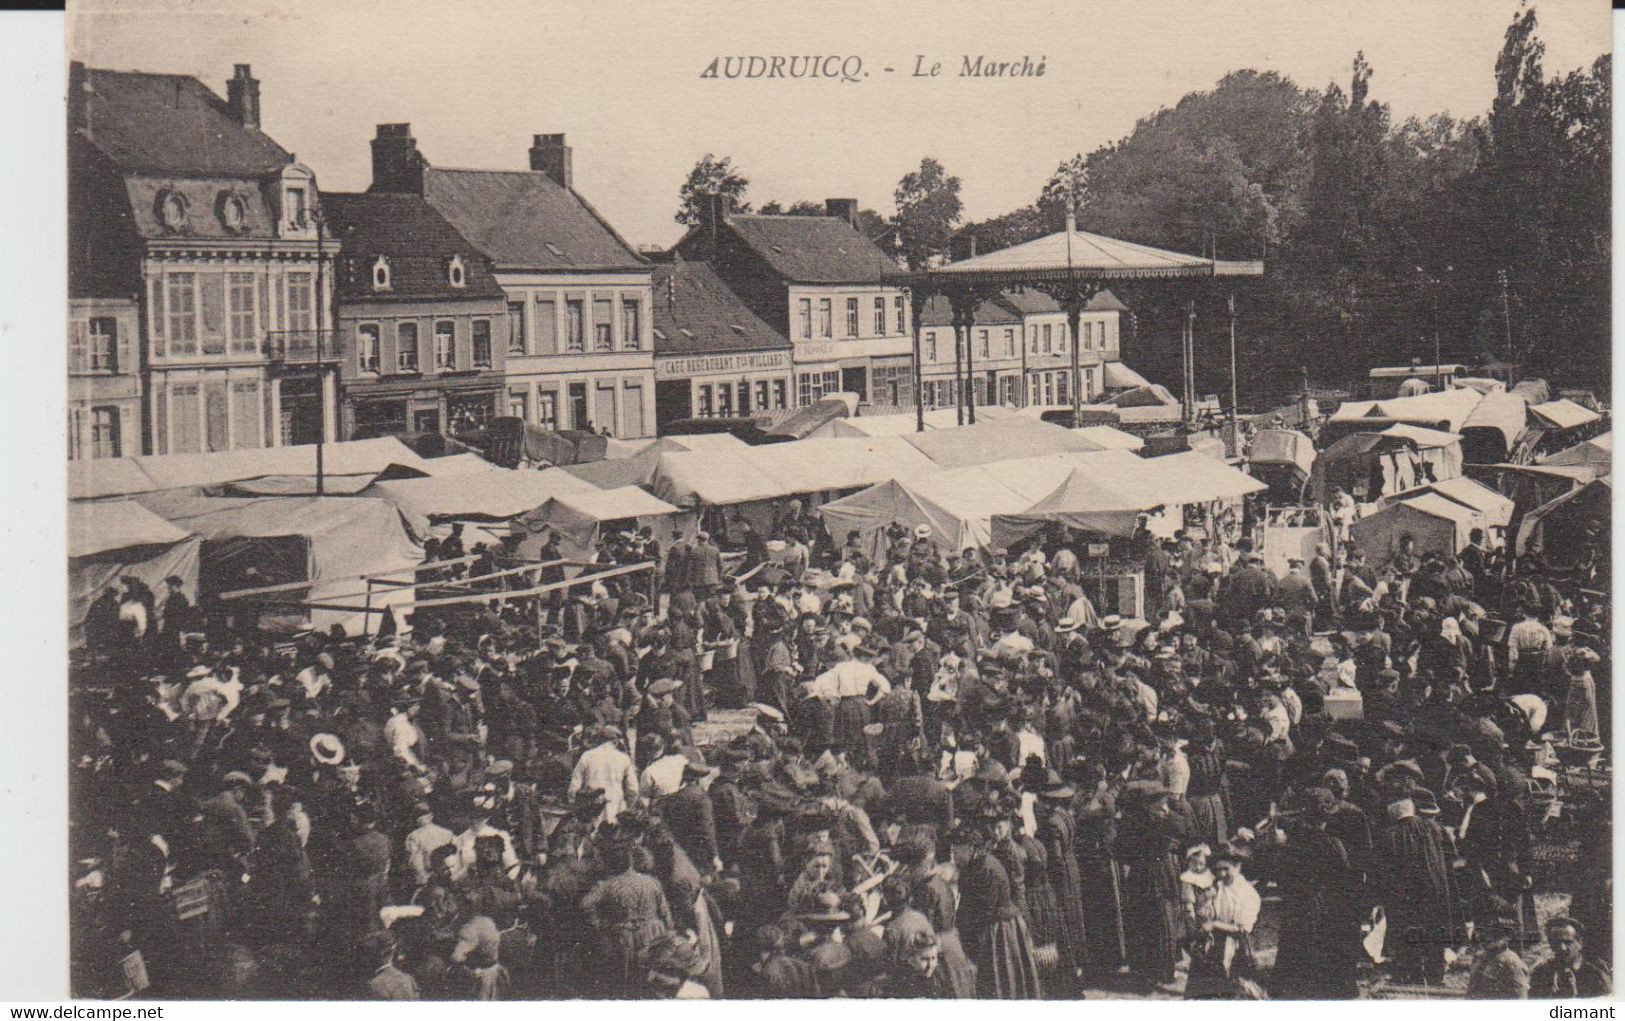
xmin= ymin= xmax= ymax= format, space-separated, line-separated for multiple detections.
xmin=699 ymin=54 xmax=1046 ymax=81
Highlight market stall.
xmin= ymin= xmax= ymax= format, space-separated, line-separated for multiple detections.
xmin=68 ymin=500 xmax=201 ymax=645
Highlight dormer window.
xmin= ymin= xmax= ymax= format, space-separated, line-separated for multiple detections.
xmin=219 ymin=192 xmax=246 ymax=232
xmin=447 ymin=254 xmax=466 ymax=288
xmin=158 ymin=189 xmax=188 ymax=231
xmin=277 ymin=164 xmax=317 ymax=238
xmin=284 ymin=185 xmax=308 ymax=230
xmin=372 ymin=256 xmax=392 ymax=291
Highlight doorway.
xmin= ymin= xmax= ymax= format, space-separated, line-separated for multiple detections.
xmin=841 ymin=365 xmax=867 ymax=401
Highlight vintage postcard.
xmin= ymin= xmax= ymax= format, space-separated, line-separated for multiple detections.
xmin=62 ymin=0 xmax=1611 ymax=1003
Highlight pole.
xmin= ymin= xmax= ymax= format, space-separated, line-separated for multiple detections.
xmin=1498 ymin=268 xmax=1514 ymax=382
xmin=1227 ymin=293 xmax=1238 ymax=428
xmin=910 ymin=290 xmax=925 ymax=432
xmin=964 ymin=314 xmax=977 ymax=425
xmin=314 ymin=212 xmax=326 ymax=495
xmin=954 ymin=317 xmax=964 ymax=426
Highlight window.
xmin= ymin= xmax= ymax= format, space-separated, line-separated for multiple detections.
xmin=697 ymin=384 xmax=713 ymax=418
xmin=773 ymin=380 xmax=787 ymax=409
xmin=447 ymin=255 xmax=466 ymax=288
xmin=593 ymin=297 xmax=613 ymax=350
xmin=221 ymin=194 xmax=245 ymax=232
xmin=286 ymin=272 xmax=314 ymax=331
xmin=89 ymin=407 xmax=120 ymax=459
xmin=371 ymin=256 xmax=391 ymax=291
xmin=507 ymin=302 xmax=526 ymax=354
xmin=566 ymin=300 xmax=585 ymax=352
xmin=798 ymin=299 xmax=812 ymax=339
xmin=228 ymin=273 xmax=256 ymax=353
xmin=845 ymin=298 xmax=859 ymax=337
xmin=717 ymin=382 xmax=734 ymax=417
xmin=818 ymin=298 xmax=832 ymax=338
xmin=199 ymin=274 xmax=227 ymax=355
xmin=204 ymin=380 xmax=229 ymax=451
xmin=1004 ymin=329 xmax=1016 ymax=357
xmin=1083 ymin=321 xmax=1093 ymax=349
xmin=1029 ymin=325 xmax=1038 ymax=353
xmin=536 ymin=391 xmax=557 ymax=429
xmin=1000 ymin=375 xmax=1019 ymax=406
xmin=1056 ymin=371 xmax=1069 ymax=404
xmin=232 ymin=380 xmax=261 ymax=448
xmin=284 ymin=186 xmax=307 ymax=229
xmin=894 ymin=296 xmax=906 ymax=334
xmin=165 ymin=274 xmax=198 ymax=354
xmin=357 ymin=324 xmax=380 ymax=372
xmin=449 ymin=394 xmax=492 ymax=434
xmin=160 ymin=191 xmax=187 ymax=231
xmin=472 ymin=320 xmax=492 ymax=368
xmin=796 ymin=375 xmax=812 ymax=408
xmin=434 ymin=320 xmax=455 ymax=370
xmin=754 ymin=380 xmax=770 ymax=411
xmin=397 ymin=322 xmax=419 ymax=371
xmin=88 ymin=317 xmax=117 ymax=371
xmin=874 ymin=297 xmax=886 ymax=336
xmin=508 ymin=390 xmax=528 ymax=420
xmin=622 ymin=299 xmax=641 ymax=350
xmin=1043 ymin=373 xmax=1054 ymax=405
xmin=925 ymin=331 xmax=937 ymax=362
xmin=978 ymin=329 xmax=989 ymax=359
xmin=536 ymin=298 xmax=558 ymax=354
xmin=1042 ymin=324 xmax=1053 ymax=354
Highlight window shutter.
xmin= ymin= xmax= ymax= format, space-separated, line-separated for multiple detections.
xmin=116 ymin=318 xmax=133 ymax=372
xmin=117 ymin=404 xmax=135 ymax=458
xmin=149 ymin=277 xmax=165 ymax=355
xmin=69 ymin=407 xmax=84 ymax=459
xmin=70 ymin=320 xmax=88 ymax=372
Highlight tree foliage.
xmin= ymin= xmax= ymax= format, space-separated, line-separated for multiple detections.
xmin=675 ymin=154 xmax=751 ymax=226
xmin=893 ymin=157 xmax=964 ymax=270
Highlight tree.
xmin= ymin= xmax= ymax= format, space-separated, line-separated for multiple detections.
xmin=1036 ymin=153 xmax=1089 ymax=228
xmin=675 ymin=154 xmax=751 ymax=226
xmin=893 ymin=157 xmax=963 ymax=269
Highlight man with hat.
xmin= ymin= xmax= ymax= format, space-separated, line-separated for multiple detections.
xmin=569 ymin=724 xmax=638 ymax=824
xmin=1260 ymin=787 xmax=1365 ymax=998
xmin=1371 ymin=788 xmax=1457 ymax=985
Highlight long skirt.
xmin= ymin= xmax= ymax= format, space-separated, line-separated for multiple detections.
xmin=971 ymin=915 xmax=1044 ymax=999
xmin=1188 ymin=793 xmax=1229 ymax=851
xmin=1077 ymin=852 xmax=1126 ymax=973
xmin=1122 ymin=878 xmax=1181 ymax=986
xmin=833 ymin=696 xmax=873 ymax=771
xmin=692 ymin=888 xmax=725 ymax=997
xmin=598 ymin=918 xmax=669 ymax=996
xmin=1184 ymin=931 xmax=1254 ymax=1000
xmin=936 ymin=928 xmax=979 ymax=999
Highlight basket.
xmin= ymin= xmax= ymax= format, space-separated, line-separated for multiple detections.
xmin=699 ymin=649 xmax=716 ymax=672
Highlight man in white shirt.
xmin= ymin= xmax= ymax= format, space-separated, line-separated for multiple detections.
xmin=384 ymin=697 xmax=426 ymax=772
xmin=569 ymin=725 xmax=639 ymax=823
xmin=404 ymin=801 xmax=455 ymax=886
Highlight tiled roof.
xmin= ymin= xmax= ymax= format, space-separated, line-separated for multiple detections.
xmin=919 ymin=294 xmax=1021 ymax=327
xmin=79 ymin=68 xmax=291 ymax=176
xmin=995 ymin=286 xmax=1129 ymax=316
xmin=321 ymin=191 xmax=506 ymax=301
xmin=651 ymin=260 xmax=791 ymax=355
xmin=1087 ymin=288 xmax=1130 ymax=312
xmin=122 ymin=175 xmax=280 ymax=240
xmin=723 ymin=215 xmax=898 ymax=284
xmin=421 ymin=167 xmax=645 ymax=272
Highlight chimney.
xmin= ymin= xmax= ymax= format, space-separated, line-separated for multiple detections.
xmin=371 ymin=123 xmax=426 ymax=194
xmin=529 ymin=133 xmax=573 ymax=189
xmin=825 ymin=198 xmax=858 ymax=229
xmin=950 ymin=234 xmax=978 ymax=262
xmin=697 ymin=192 xmax=726 ymax=253
xmin=226 ymin=64 xmax=260 ymax=128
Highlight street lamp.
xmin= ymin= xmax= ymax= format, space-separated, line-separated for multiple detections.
xmin=299 ymin=206 xmax=331 ymax=495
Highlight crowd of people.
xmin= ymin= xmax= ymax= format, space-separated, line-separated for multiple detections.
xmin=69 ymin=490 xmax=1611 ymax=1001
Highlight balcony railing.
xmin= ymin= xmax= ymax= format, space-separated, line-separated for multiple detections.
xmin=265 ymin=330 xmax=342 ymax=364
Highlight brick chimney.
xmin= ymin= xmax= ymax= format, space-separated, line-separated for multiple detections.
xmin=825 ymin=198 xmax=858 ymax=229
xmin=696 ymin=192 xmax=727 ymax=254
xmin=950 ymin=234 xmax=978 ymax=261
xmin=529 ymin=134 xmax=572 ymax=189
xmin=226 ymin=64 xmax=260 ymax=128
xmin=371 ymin=123 xmax=426 ymax=194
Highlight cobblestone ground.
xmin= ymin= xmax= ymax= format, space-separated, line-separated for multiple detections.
xmin=692 ymin=707 xmax=1571 ymax=1000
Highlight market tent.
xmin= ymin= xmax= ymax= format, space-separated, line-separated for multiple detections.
xmin=1539 ymin=432 xmax=1612 ymax=473
xmin=990 ymin=450 xmax=1264 ymax=545
xmin=1072 ymin=425 xmax=1145 ymax=451
xmin=220 ymin=473 xmax=380 ymax=497
xmin=132 ymin=493 xmax=422 ymax=635
xmin=1515 ymin=476 xmax=1611 ymax=558
xmin=557 ymin=454 xmax=663 ymax=490
xmin=1459 ymin=392 xmax=1530 ymax=462
xmin=766 ymin=394 xmax=857 ymax=439
xmin=1529 ymin=399 xmax=1602 ymax=431
xmin=743 ymin=436 xmax=940 ymax=494
xmin=820 ymin=450 xmax=1141 ymax=555
xmin=1331 ymin=388 xmax=1484 ymax=434
xmin=1453 ymin=378 xmax=1507 ymax=395
xmin=1380 ymin=424 xmax=1464 ymax=482
xmin=68 ymin=500 xmax=200 ymax=644
xmin=143 ymin=437 xmax=426 ymax=493
xmin=69 ymin=458 xmax=158 ymax=501
xmin=1406 ymin=475 xmax=1516 ymax=532
xmin=1349 ymin=493 xmax=1478 ymax=566
xmin=514 ymin=485 xmax=684 ymax=561
xmin=365 ymin=467 xmax=599 ymax=531
xmin=809 ymin=406 xmax=1018 ymax=438
xmin=901 ymin=419 xmax=1112 ymax=470
xmin=1249 ymin=429 xmax=1316 ymax=475
xmin=1102 ymin=361 xmax=1153 ymax=390
xmin=650 ymin=449 xmax=785 ymax=506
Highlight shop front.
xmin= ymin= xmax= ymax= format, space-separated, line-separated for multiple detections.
xmin=653 ymin=349 xmax=793 ymax=429
xmin=343 ymin=376 xmax=501 ymax=440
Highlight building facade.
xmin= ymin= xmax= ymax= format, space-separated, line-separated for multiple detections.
xmin=918 ymin=295 xmax=1025 ymax=409
xmin=998 ymin=288 xmax=1129 ymax=407
xmin=649 ymin=258 xmax=793 ymax=429
xmin=323 ymin=192 xmax=509 ymax=439
xmin=674 ymin=197 xmax=914 ymax=410
xmin=367 ymin=126 xmax=656 ymax=438
xmin=69 ymin=63 xmax=340 ymax=456
xmin=67 ymin=298 xmax=141 ymax=459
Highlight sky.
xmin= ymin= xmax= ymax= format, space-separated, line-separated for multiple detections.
xmin=69 ymin=0 xmax=1610 ymax=249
